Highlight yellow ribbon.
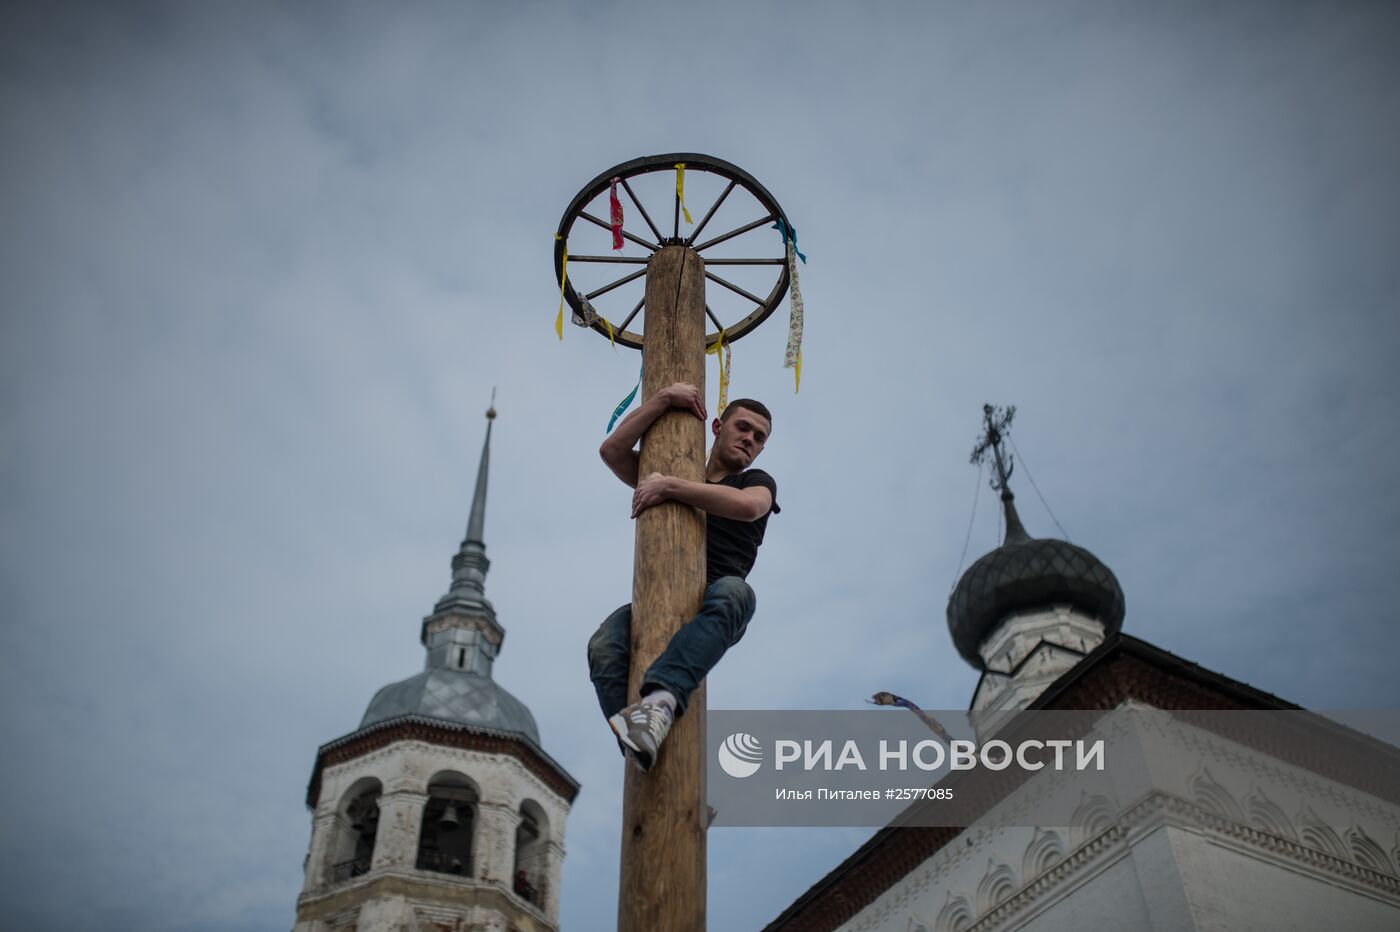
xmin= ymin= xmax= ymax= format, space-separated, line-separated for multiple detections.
xmin=604 ymin=317 xmax=615 ymax=349
xmin=706 ymin=329 xmax=731 ymax=415
xmin=554 ymin=235 xmax=569 ymax=341
xmin=794 ymin=349 xmax=801 ymax=393
xmin=675 ymin=163 xmax=693 ymax=225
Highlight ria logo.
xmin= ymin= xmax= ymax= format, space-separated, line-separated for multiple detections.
xmin=717 ymin=733 xmax=763 ymax=778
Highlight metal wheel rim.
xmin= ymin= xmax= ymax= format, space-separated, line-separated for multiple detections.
xmin=553 ymin=152 xmax=791 ymax=351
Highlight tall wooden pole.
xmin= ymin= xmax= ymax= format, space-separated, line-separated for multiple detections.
xmin=618 ymin=244 xmax=708 ymax=931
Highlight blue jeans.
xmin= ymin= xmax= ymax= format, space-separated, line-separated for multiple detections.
xmin=587 ymin=576 xmax=757 ymax=719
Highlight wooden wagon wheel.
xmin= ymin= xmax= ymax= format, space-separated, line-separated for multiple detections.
xmin=553 ymin=152 xmax=793 ymax=351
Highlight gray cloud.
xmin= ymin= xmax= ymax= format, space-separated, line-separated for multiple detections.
xmin=2 ymin=1 xmax=1398 ymax=929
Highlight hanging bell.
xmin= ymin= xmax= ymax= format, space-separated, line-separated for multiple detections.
xmin=350 ymin=796 xmax=379 ymax=832
xmin=439 ymin=803 xmax=461 ymax=831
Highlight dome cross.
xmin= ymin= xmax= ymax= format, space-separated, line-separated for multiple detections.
xmin=970 ymin=404 xmax=1030 ymax=543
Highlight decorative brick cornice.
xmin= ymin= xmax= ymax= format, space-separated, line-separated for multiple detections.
xmin=961 ymin=791 xmax=1400 ymax=932
xmin=306 ymin=716 xmax=579 ymax=808
xmin=1152 ymin=794 xmax=1400 ymax=900
xmin=961 ymin=823 xmax=1128 ymax=931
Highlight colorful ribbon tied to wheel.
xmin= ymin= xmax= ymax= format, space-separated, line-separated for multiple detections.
xmin=706 ymin=329 xmax=731 ymax=416
xmin=774 ymin=219 xmax=805 ymax=393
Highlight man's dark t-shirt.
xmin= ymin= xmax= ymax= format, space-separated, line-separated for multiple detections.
xmin=706 ymin=469 xmax=780 ymax=584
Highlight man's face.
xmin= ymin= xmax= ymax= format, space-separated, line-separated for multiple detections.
xmin=711 ymin=407 xmax=771 ymax=470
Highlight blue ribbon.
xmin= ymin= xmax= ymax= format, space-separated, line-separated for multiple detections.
xmin=773 ymin=218 xmax=807 ymax=264
xmin=606 ymin=366 xmax=643 ymax=433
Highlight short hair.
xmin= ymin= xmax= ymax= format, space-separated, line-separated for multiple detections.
xmin=720 ymin=398 xmax=772 ymax=428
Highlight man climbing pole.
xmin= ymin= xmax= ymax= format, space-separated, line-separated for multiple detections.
xmin=587 ymin=383 xmax=780 ymax=772
xmin=554 ymin=154 xmax=800 ymax=928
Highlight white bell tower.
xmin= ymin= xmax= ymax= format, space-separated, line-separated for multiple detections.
xmin=294 ymin=404 xmax=578 ymax=932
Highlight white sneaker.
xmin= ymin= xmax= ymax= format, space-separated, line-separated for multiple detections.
xmin=608 ymin=700 xmax=673 ymax=773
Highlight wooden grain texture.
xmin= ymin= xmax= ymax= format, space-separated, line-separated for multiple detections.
xmin=618 ymin=244 xmax=708 ymax=931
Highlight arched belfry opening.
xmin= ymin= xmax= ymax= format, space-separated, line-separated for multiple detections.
xmin=417 ymin=772 xmax=479 ymax=876
xmin=513 ymin=799 xmax=549 ymax=906
xmin=327 ymin=778 xmax=382 ymax=883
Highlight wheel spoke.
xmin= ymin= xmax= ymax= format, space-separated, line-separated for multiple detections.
xmin=673 ymin=185 xmax=680 ymax=240
xmin=579 ymin=211 xmax=658 ymax=251
xmin=701 ymin=258 xmax=785 ymax=265
xmin=619 ymin=178 xmax=664 ymax=243
xmin=567 ymin=255 xmax=649 ymax=264
xmin=620 ymin=297 xmax=645 ymax=332
xmin=586 ymin=267 xmax=647 ymax=301
xmin=704 ymin=303 xmax=723 ymax=331
xmin=704 ymin=271 xmax=765 ymax=306
xmin=694 ymin=215 xmax=775 ymax=252
xmin=685 ymin=180 xmax=736 ymax=246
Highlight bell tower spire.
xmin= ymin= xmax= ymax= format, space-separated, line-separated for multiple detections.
xmin=465 ymin=388 xmax=495 ymax=547
xmin=441 ymin=391 xmax=496 ymax=605
xmin=421 ymin=394 xmax=506 ymax=674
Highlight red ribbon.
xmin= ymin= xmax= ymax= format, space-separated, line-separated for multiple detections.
xmin=609 ymin=177 xmax=624 ymax=251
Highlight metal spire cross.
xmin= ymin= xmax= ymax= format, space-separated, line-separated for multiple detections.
xmin=970 ymin=404 xmax=1032 ymax=545
xmin=970 ymin=404 xmax=1017 ymax=497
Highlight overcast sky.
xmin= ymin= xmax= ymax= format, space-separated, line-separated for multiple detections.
xmin=2 ymin=1 xmax=1398 ymax=929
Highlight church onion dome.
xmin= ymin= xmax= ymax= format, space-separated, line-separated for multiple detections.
xmin=359 ymin=670 xmax=540 ymax=744
xmin=947 ymin=526 xmax=1125 ymax=668
xmin=947 ymin=404 xmax=1125 ymax=669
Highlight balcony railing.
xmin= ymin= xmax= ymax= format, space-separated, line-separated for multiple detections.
xmin=416 ymin=847 xmax=473 ymax=876
xmin=330 ymin=855 xmax=371 ymax=883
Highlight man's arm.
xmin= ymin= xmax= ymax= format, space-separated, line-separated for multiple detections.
xmin=632 ymin=473 xmax=773 ymax=521
xmin=599 ymin=382 xmax=706 ymax=487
